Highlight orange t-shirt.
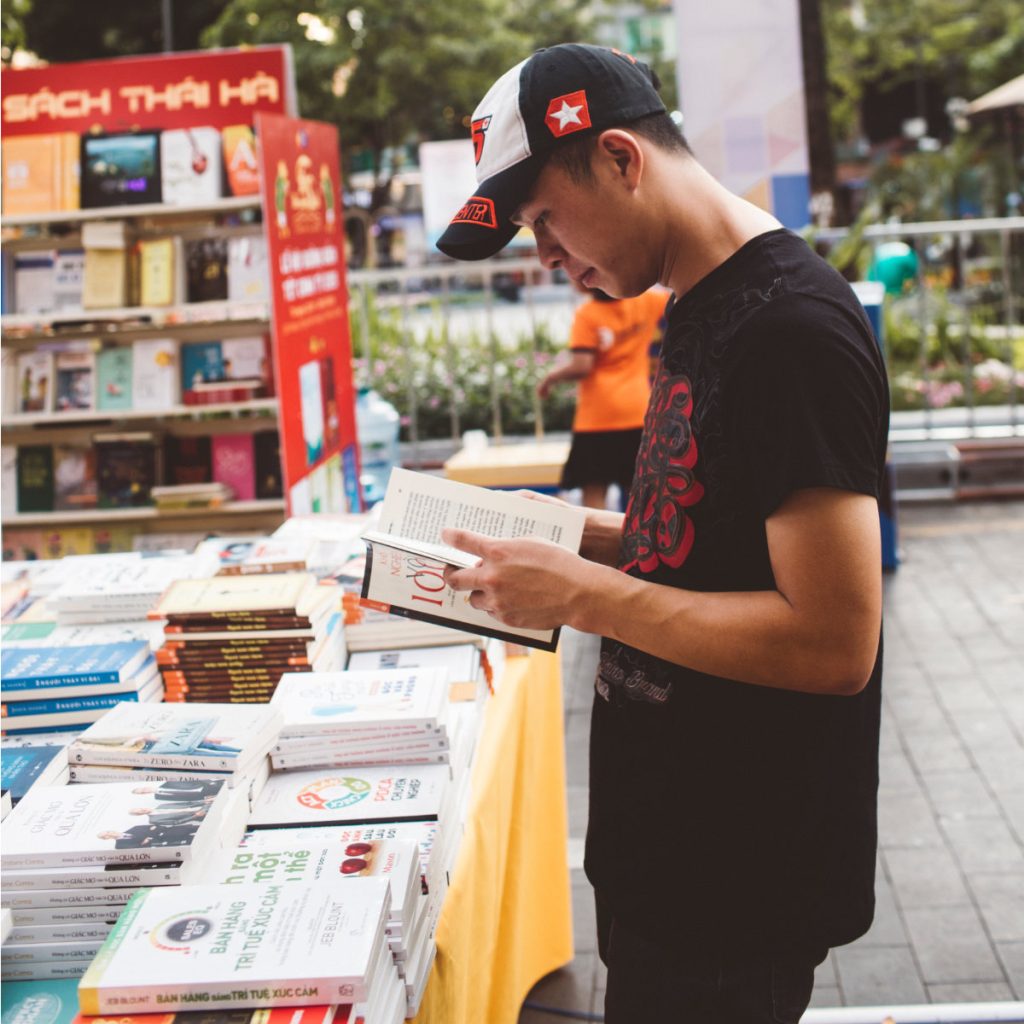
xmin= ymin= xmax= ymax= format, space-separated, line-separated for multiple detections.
xmin=569 ymin=289 xmax=667 ymax=432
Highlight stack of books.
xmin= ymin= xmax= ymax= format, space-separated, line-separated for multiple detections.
xmin=0 ymin=779 xmax=244 ymax=982
xmin=77 ymin=881 xmax=406 ymax=1024
xmin=1 ymin=639 xmax=161 ymax=734
xmin=64 ymin=701 xmax=281 ymax=807
xmin=150 ymin=481 xmax=234 ymax=511
xmin=268 ymin=668 xmax=451 ymax=771
xmin=194 ymin=534 xmax=319 ymax=576
xmin=150 ymin=573 xmax=344 ymax=703
xmin=221 ymin=831 xmax=432 ymax=1019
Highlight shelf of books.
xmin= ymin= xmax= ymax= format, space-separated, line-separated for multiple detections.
xmin=1 ymin=46 xmax=366 ymax=556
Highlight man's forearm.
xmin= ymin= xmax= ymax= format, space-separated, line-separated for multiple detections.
xmin=580 ymin=508 xmax=625 ymax=566
xmin=569 ymin=566 xmax=876 ymax=695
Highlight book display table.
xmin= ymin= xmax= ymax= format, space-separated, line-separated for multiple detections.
xmin=413 ymin=650 xmax=574 ymax=1024
xmin=443 ymin=441 xmax=570 ymax=492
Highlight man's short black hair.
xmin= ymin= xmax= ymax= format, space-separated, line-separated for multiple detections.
xmin=548 ymin=111 xmax=691 ymax=185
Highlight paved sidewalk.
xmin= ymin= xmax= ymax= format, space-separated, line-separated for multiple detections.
xmin=520 ymin=499 xmax=1024 ymax=1020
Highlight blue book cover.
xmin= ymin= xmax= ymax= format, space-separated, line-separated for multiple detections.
xmin=2 ymin=688 xmax=151 ymax=718
xmin=0 ymin=745 xmax=65 ymax=801
xmin=180 ymin=340 xmax=224 ymax=392
xmin=1 ymin=641 xmax=150 ymax=691
xmin=1 ymin=978 xmax=82 ymax=1024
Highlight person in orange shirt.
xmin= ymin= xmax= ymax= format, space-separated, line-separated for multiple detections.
xmin=538 ymin=286 xmax=667 ymax=509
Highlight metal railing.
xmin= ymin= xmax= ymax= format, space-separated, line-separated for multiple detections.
xmin=346 ymin=217 xmax=1024 ymax=463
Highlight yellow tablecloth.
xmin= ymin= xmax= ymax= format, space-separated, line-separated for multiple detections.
xmin=412 ymin=650 xmax=574 ymax=1024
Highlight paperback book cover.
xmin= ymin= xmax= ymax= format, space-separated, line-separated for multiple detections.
xmin=16 ymin=446 xmax=54 ymax=513
xmin=53 ymin=352 xmax=95 ymax=412
xmin=0 ymin=978 xmax=82 ymax=1024
xmin=254 ymin=430 xmax=283 ymax=499
xmin=82 ymin=248 xmax=127 ymax=310
xmin=95 ymin=433 xmax=158 ymax=508
xmin=15 ymin=351 xmax=54 ymax=414
xmin=96 ymin=346 xmax=133 ymax=411
xmin=53 ymin=445 xmax=97 ymax=511
xmin=1 ymin=641 xmax=150 ymax=690
xmin=181 ymin=341 xmax=225 ymax=392
xmin=185 ymin=238 xmax=229 ymax=304
xmin=151 ymin=573 xmax=317 ymax=618
xmin=79 ymin=881 xmax=389 ymax=1012
xmin=248 ymin=764 xmax=451 ymax=829
xmin=271 ymin=669 xmax=448 ymax=737
xmin=67 ymin=701 xmax=282 ymax=771
xmin=163 ymin=435 xmax=213 ymax=486
xmin=360 ymin=468 xmax=584 ymax=651
xmin=211 ymin=434 xmax=256 ymax=502
xmin=222 ymin=124 xmax=260 ymax=196
xmin=160 ymin=127 xmax=223 ymax=206
xmin=52 ymin=250 xmax=85 ymax=311
xmin=138 ymin=238 xmax=179 ymax=307
xmin=227 ymin=238 xmax=270 ymax=305
xmin=1 ymin=133 xmax=78 ymax=216
xmin=131 ymin=339 xmax=179 ymax=410
xmin=0 ymin=779 xmax=227 ymax=869
xmin=0 ymin=744 xmax=68 ymax=803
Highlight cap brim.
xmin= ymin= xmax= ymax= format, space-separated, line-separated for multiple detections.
xmin=436 ymin=156 xmax=542 ymax=261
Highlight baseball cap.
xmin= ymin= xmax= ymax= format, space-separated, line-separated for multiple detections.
xmin=436 ymin=43 xmax=666 ymax=262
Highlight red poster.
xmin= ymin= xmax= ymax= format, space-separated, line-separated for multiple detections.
xmin=1 ymin=46 xmax=295 ymax=136
xmin=257 ymin=112 xmax=361 ymax=514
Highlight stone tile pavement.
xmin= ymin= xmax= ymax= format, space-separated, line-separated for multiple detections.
xmin=519 ymin=499 xmax=1024 ymax=1020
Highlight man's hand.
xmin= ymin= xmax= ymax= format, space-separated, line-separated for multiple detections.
xmin=441 ymin=528 xmax=605 ymax=631
xmin=514 ymin=489 xmax=625 ymax=567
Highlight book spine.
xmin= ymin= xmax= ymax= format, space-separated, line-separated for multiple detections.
xmin=9 ymin=905 xmax=125 ymax=926
xmin=2 ymin=692 xmax=144 ymax=717
xmin=2 ymin=864 xmax=183 ymax=891
xmin=1 ymin=846 xmax=188 ymax=871
xmin=1 ymin=707 xmax=114 ymax=733
xmin=1 ymin=671 xmax=126 ymax=691
xmin=8 ymin=921 xmax=116 ymax=943
xmin=0 ymin=679 xmax=152 ymax=702
xmin=272 ymin=751 xmax=448 ymax=771
xmin=67 ymin=747 xmax=237 ymax=771
xmin=2 ymin=959 xmax=96 ymax=981
xmin=68 ymin=765 xmax=231 ymax=784
xmin=0 ymin=888 xmax=135 ymax=910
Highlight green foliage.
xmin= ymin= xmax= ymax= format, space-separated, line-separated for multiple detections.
xmin=1 ymin=0 xmax=30 ymax=64
xmin=202 ymin=0 xmax=596 ymax=176
xmin=348 ymin=299 xmax=576 ymax=441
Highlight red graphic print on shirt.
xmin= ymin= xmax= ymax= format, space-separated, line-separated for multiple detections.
xmin=621 ymin=371 xmax=704 ymax=574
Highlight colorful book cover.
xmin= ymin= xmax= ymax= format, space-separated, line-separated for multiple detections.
xmin=248 ymin=764 xmax=451 ymax=829
xmin=0 ymin=134 xmax=78 ymax=216
xmin=0 ymin=779 xmax=227 ymax=869
xmin=40 ymin=527 xmax=95 ymax=559
xmin=0 ymin=745 xmax=67 ymax=803
xmin=15 ymin=351 xmax=54 ymax=414
xmin=68 ymin=701 xmax=282 ymax=771
xmin=96 ymin=346 xmax=134 ymax=411
xmin=53 ymin=445 xmax=98 ymax=511
xmin=53 ymin=350 xmax=95 ymax=412
xmin=12 ymin=251 xmax=55 ymax=315
xmin=180 ymin=341 xmax=225 ymax=392
xmin=160 ymin=127 xmax=223 ymax=206
xmin=1 ymin=640 xmax=150 ymax=690
xmin=95 ymin=433 xmax=157 ymax=508
xmin=163 ymin=435 xmax=213 ymax=486
xmin=254 ymin=430 xmax=283 ymax=499
xmin=16 ymin=445 xmax=54 ymax=513
xmin=131 ymin=339 xmax=179 ymax=410
xmin=220 ymin=335 xmax=269 ymax=384
xmin=78 ymin=881 xmax=388 ymax=1013
xmin=222 ymin=124 xmax=260 ymax=196
xmin=211 ymin=434 xmax=256 ymax=502
xmin=0 ymin=977 xmax=82 ymax=1024
xmin=3 ymin=529 xmax=46 ymax=561
xmin=138 ymin=238 xmax=177 ymax=307
xmin=185 ymin=238 xmax=228 ymax=304
xmin=271 ymin=669 xmax=448 ymax=737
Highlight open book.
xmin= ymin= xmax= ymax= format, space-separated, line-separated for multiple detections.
xmin=360 ymin=468 xmax=584 ymax=651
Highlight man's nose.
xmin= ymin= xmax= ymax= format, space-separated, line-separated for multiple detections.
xmin=535 ymin=232 xmax=564 ymax=270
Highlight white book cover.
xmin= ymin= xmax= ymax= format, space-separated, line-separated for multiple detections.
xmin=213 ymin=839 xmax=420 ymax=926
xmin=53 ymin=249 xmax=86 ymax=311
xmin=227 ymin=240 xmax=270 ymax=305
xmin=347 ymin=642 xmax=481 ymax=683
xmin=49 ymin=553 xmax=205 ymax=612
xmin=271 ymin=668 xmax=449 ymax=738
xmin=15 ymin=350 xmax=54 ymax=414
xmin=2 ymin=619 xmax=166 ymax=653
xmin=241 ymin=821 xmax=443 ymax=894
xmin=69 ymin=702 xmax=282 ymax=771
xmin=79 ymin=881 xmax=389 ymax=1013
xmin=0 ymin=779 xmax=228 ymax=869
xmin=360 ymin=467 xmax=583 ymax=642
xmin=13 ymin=251 xmax=55 ymax=315
xmin=0 ymin=887 xmax=136 ymax=910
xmin=249 ymin=764 xmax=451 ymax=829
xmin=160 ymin=128 xmax=223 ymax=205
xmin=131 ymin=339 xmax=179 ymax=410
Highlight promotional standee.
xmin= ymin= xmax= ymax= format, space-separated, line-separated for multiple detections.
xmin=256 ymin=112 xmax=361 ymax=515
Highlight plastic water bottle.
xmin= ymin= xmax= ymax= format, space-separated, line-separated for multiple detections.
xmin=355 ymin=387 xmax=401 ymax=506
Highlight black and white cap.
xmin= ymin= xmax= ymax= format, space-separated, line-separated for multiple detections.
xmin=437 ymin=43 xmax=666 ymax=262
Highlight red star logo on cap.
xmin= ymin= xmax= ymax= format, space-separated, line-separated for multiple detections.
xmin=545 ymin=90 xmax=591 ymax=138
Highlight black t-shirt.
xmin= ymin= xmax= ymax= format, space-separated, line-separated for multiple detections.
xmin=585 ymin=229 xmax=889 ymax=955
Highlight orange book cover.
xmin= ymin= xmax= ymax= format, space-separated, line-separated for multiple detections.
xmin=2 ymin=133 xmax=79 ymax=215
xmin=222 ymin=124 xmax=260 ymax=196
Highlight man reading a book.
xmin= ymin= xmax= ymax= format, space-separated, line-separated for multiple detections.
xmin=437 ymin=44 xmax=887 ymax=1021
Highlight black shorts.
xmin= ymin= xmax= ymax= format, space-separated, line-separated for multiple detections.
xmin=560 ymin=427 xmax=643 ymax=492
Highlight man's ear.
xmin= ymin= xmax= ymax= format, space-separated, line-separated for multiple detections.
xmin=594 ymin=129 xmax=644 ymax=191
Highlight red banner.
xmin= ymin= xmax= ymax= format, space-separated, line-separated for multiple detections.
xmin=257 ymin=112 xmax=361 ymax=514
xmin=1 ymin=46 xmax=296 ymax=136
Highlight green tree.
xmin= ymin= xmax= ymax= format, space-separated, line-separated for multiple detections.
xmin=202 ymin=0 xmax=595 ymax=179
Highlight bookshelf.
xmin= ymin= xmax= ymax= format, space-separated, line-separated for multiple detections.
xmin=5 ymin=499 xmax=285 ymax=527
xmin=0 ymin=195 xmax=260 ymax=229
xmin=2 ymin=397 xmax=278 ymax=430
